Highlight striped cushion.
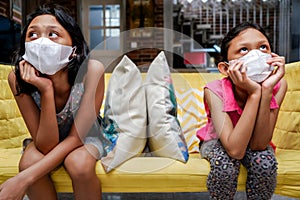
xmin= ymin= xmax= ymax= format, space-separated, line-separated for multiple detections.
xmin=172 ymin=73 xmax=221 ymax=153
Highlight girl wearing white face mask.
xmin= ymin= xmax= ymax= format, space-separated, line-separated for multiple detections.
xmin=0 ymin=3 xmax=108 ymax=200
xmin=196 ymin=22 xmax=287 ymax=199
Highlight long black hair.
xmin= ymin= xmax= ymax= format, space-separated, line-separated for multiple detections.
xmin=13 ymin=3 xmax=89 ymax=95
xmin=220 ymin=22 xmax=272 ymax=63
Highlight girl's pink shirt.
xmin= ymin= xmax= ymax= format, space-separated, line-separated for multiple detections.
xmin=196 ymin=77 xmax=280 ymax=142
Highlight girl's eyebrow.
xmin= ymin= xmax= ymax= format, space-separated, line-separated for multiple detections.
xmin=47 ymin=25 xmax=63 ymax=30
xmin=257 ymin=40 xmax=270 ymax=46
xmin=235 ymin=41 xmax=250 ymax=47
xmin=237 ymin=39 xmax=268 ymax=47
xmin=27 ymin=25 xmax=39 ymax=29
xmin=28 ymin=25 xmax=62 ymax=31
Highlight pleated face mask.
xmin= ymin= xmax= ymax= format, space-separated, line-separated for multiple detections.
xmin=23 ymin=37 xmax=74 ymax=75
xmin=229 ymin=49 xmax=274 ymax=83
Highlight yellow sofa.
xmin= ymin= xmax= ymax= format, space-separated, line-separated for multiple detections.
xmin=0 ymin=62 xmax=299 ymax=198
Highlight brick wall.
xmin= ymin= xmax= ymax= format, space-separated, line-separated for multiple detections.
xmin=24 ymin=0 xmax=77 ymax=21
xmin=0 ymin=0 xmax=22 ymax=23
xmin=126 ymin=0 xmax=164 ymax=68
xmin=0 ymin=0 xmax=10 ymax=18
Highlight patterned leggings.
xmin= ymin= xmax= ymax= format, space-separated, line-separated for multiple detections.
xmin=205 ymin=141 xmax=278 ymax=200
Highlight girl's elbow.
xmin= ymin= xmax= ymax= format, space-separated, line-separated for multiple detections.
xmin=250 ymin=143 xmax=268 ymax=151
xmin=36 ymin=145 xmax=51 ymax=155
xmin=227 ymin=149 xmax=246 ymax=160
xmin=223 ymin=142 xmax=246 ymax=159
xmin=35 ymin=142 xmax=56 ymax=155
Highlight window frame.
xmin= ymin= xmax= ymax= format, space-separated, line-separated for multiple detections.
xmin=80 ymin=0 xmax=125 ymax=58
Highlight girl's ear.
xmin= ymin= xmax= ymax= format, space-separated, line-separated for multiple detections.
xmin=218 ymin=62 xmax=229 ymax=76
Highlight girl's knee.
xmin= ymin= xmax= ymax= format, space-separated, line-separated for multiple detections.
xmin=245 ymin=154 xmax=277 ymax=199
xmin=19 ymin=143 xmax=44 ymax=172
xmin=207 ymin=143 xmax=240 ymax=181
xmin=246 ymin=151 xmax=278 ymax=177
xmin=64 ymin=148 xmax=97 ymax=180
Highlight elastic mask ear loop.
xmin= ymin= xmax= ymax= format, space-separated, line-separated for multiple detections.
xmin=69 ymin=46 xmax=78 ymax=63
xmin=71 ymin=46 xmax=77 ymax=59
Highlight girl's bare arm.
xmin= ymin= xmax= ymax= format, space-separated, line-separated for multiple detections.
xmin=250 ymin=54 xmax=287 ymax=150
xmin=205 ymin=87 xmax=261 ymax=160
xmin=250 ymin=78 xmax=287 ymax=150
xmin=9 ymin=60 xmax=60 ymax=153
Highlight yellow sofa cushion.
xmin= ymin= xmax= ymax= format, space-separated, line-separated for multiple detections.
xmin=0 ymin=65 xmax=29 ymax=149
xmin=271 ymin=62 xmax=300 ymax=197
xmin=273 ymin=62 xmax=300 ymax=151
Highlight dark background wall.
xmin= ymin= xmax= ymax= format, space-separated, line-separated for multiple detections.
xmin=290 ymin=0 xmax=300 ymax=62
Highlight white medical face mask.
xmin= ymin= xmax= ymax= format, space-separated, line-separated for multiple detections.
xmin=229 ymin=49 xmax=274 ymax=83
xmin=22 ymin=37 xmax=74 ymax=75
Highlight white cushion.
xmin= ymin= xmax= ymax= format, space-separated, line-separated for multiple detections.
xmin=144 ymin=51 xmax=189 ymax=162
xmin=101 ymin=55 xmax=147 ymax=172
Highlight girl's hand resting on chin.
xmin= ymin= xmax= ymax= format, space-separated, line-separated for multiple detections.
xmin=263 ymin=53 xmax=285 ymax=89
xmin=227 ymin=60 xmax=261 ymax=96
xmin=19 ymin=60 xmax=53 ymax=93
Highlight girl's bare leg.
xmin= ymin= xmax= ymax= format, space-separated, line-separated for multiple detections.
xmin=64 ymin=145 xmax=101 ymax=200
xmin=19 ymin=142 xmax=57 ymax=200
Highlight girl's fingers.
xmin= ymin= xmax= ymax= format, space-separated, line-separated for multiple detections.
xmin=267 ymin=54 xmax=285 ymax=65
xmin=270 ymin=52 xmax=279 ymax=57
xmin=23 ymin=63 xmax=31 ymax=81
xmin=19 ymin=60 xmax=25 ymax=77
xmin=228 ymin=61 xmax=244 ymax=82
xmin=273 ymin=62 xmax=285 ymax=75
xmin=272 ymin=62 xmax=284 ymax=68
xmin=28 ymin=64 xmax=37 ymax=76
xmin=240 ymin=62 xmax=247 ymax=73
xmin=272 ymin=58 xmax=285 ymax=66
xmin=19 ymin=61 xmax=38 ymax=83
